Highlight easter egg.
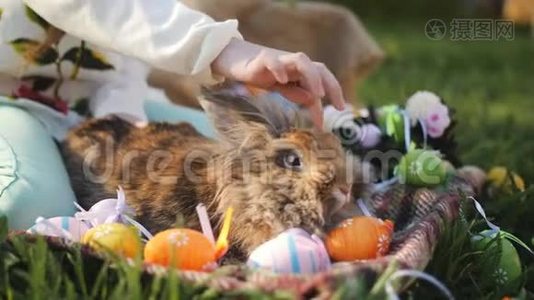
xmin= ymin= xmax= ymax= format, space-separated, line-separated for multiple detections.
xmin=144 ymin=229 xmax=217 ymax=271
xmin=247 ymin=228 xmax=331 ymax=274
xmin=360 ymin=124 xmax=382 ymax=148
xmin=396 ymin=149 xmax=447 ymax=187
xmin=82 ymin=223 xmax=142 ymax=258
xmin=325 ymin=216 xmax=394 ymax=261
xmin=28 ymin=217 xmax=91 ymax=242
xmin=472 ymin=230 xmax=522 ymax=294
xmin=487 ymin=166 xmax=525 ymax=193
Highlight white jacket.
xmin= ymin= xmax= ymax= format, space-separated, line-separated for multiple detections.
xmin=0 ymin=0 xmax=241 ymax=138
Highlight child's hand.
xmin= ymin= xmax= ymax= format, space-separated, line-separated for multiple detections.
xmin=212 ymin=38 xmax=345 ymax=127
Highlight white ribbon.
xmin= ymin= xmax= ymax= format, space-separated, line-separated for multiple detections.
xmin=468 ymin=196 xmax=500 ymax=236
xmin=33 ymin=217 xmax=74 ymax=241
xmin=196 ymin=204 xmax=215 ymax=244
xmin=357 ymin=198 xmax=373 ymax=217
xmin=373 ymin=176 xmax=400 ymax=192
xmin=467 ymin=197 xmax=533 ymax=254
xmin=73 ymin=186 xmax=154 ymax=240
xmin=418 ymin=118 xmax=428 ymax=149
xmin=122 ymin=215 xmax=154 ymax=240
xmin=385 ymin=269 xmax=454 ymax=300
xmin=396 ymin=109 xmax=411 ymax=152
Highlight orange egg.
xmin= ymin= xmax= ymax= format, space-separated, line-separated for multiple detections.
xmin=144 ymin=229 xmax=217 ymax=271
xmin=325 ymin=216 xmax=394 ymax=261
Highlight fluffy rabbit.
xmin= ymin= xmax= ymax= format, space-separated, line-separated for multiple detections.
xmin=62 ymin=86 xmax=362 ymax=257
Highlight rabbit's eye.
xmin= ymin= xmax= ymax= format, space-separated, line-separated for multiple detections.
xmin=276 ymin=150 xmax=302 ymax=171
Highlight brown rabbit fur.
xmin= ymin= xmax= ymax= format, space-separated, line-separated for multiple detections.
xmin=62 ymin=87 xmax=362 ymax=257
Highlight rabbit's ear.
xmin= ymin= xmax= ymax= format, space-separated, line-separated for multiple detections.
xmin=199 ymin=85 xmax=304 ymax=142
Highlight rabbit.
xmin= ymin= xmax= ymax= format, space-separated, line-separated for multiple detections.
xmin=61 ymin=85 xmax=363 ymax=257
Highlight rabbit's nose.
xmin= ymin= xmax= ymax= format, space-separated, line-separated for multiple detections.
xmin=337 ymin=184 xmax=351 ymax=196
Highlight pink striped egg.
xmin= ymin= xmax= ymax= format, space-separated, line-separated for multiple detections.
xmin=247 ymin=228 xmax=331 ymax=274
xmin=27 ymin=217 xmax=91 ymax=242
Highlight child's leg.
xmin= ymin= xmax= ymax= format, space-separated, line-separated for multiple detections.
xmin=0 ymin=104 xmax=76 ymax=230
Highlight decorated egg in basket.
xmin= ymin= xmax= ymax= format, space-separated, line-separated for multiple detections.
xmin=82 ymin=223 xmax=142 ymax=258
xmin=396 ymin=149 xmax=447 ymax=187
xmin=472 ymin=230 xmax=522 ymax=294
xmin=487 ymin=166 xmax=525 ymax=193
xmin=144 ymin=228 xmax=218 ymax=271
xmin=28 ymin=216 xmax=91 ymax=242
xmin=247 ymin=228 xmax=331 ymax=274
xmin=325 ymin=216 xmax=394 ymax=261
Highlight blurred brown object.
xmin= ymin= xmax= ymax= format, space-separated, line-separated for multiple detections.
xmin=503 ymin=0 xmax=534 ymax=26
xmin=148 ymin=0 xmax=384 ymax=109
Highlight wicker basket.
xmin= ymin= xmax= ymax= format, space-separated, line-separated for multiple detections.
xmin=12 ymin=176 xmax=473 ymax=298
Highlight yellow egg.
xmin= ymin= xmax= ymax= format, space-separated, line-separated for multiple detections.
xmin=487 ymin=166 xmax=525 ymax=192
xmin=144 ymin=229 xmax=217 ymax=271
xmin=82 ymin=223 xmax=142 ymax=258
xmin=325 ymin=216 xmax=394 ymax=261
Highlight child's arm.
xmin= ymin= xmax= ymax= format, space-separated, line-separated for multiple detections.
xmin=90 ymin=58 xmax=150 ymax=127
xmin=24 ymin=0 xmax=240 ymax=84
xmin=24 ymin=0 xmax=345 ymax=127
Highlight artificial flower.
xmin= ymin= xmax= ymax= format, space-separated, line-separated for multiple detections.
xmin=405 ymin=91 xmax=451 ymax=138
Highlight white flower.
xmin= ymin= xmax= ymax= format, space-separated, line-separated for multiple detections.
xmin=323 ymin=105 xmax=355 ymax=132
xmin=409 ymin=160 xmax=423 ymax=175
xmin=493 ymin=268 xmax=509 ymax=285
xmin=340 ymin=218 xmax=354 ymax=228
xmin=377 ymin=234 xmax=390 ymax=255
xmin=405 ymin=91 xmax=451 ymax=138
xmin=167 ymin=231 xmax=189 ymax=247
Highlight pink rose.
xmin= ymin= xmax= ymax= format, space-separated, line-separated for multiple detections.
xmin=405 ymin=91 xmax=451 ymax=138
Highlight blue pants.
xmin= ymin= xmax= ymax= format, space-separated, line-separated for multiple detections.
xmin=0 ymin=100 xmax=213 ymax=230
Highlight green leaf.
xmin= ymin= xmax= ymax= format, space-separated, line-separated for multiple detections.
xmin=10 ymin=38 xmax=58 ymax=65
xmin=501 ymin=231 xmax=534 ymax=255
xmin=24 ymin=6 xmax=49 ymax=30
xmin=32 ymin=77 xmax=55 ymax=91
xmin=62 ymin=47 xmax=114 ymax=71
xmin=0 ymin=8 xmax=4 ymax=21
xmin=0 ymin=215 xmax=8 ymax=242
xmin=71 ymin=98 xmax=89 ymax=116
xmin=21 ymin=76 xmax=56 ymax=91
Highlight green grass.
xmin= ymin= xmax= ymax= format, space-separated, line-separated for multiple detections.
xmin=358 ymin=19 xmax=534 ymax=298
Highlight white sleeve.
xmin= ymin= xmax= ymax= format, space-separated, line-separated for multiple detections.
xmin=23 ymin=0 xmax=242 ymax=84
xmin=89 ymin=58 xmax=149 ymax=124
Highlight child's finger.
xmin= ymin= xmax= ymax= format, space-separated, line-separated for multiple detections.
xmin=265 ymin=57 xmax=288 ymax=84
xmin=271 ymin=84 xmax=323 ymax=128
xmin=315 ymin=62 xmax=345 ymax=110
xmin=307 ymin=99 xmax=324 ymax=129
xmin=271 ymin=84 xmax=314 ymax=107
xmin=280 ymin=53 xmax=324 ymax=99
